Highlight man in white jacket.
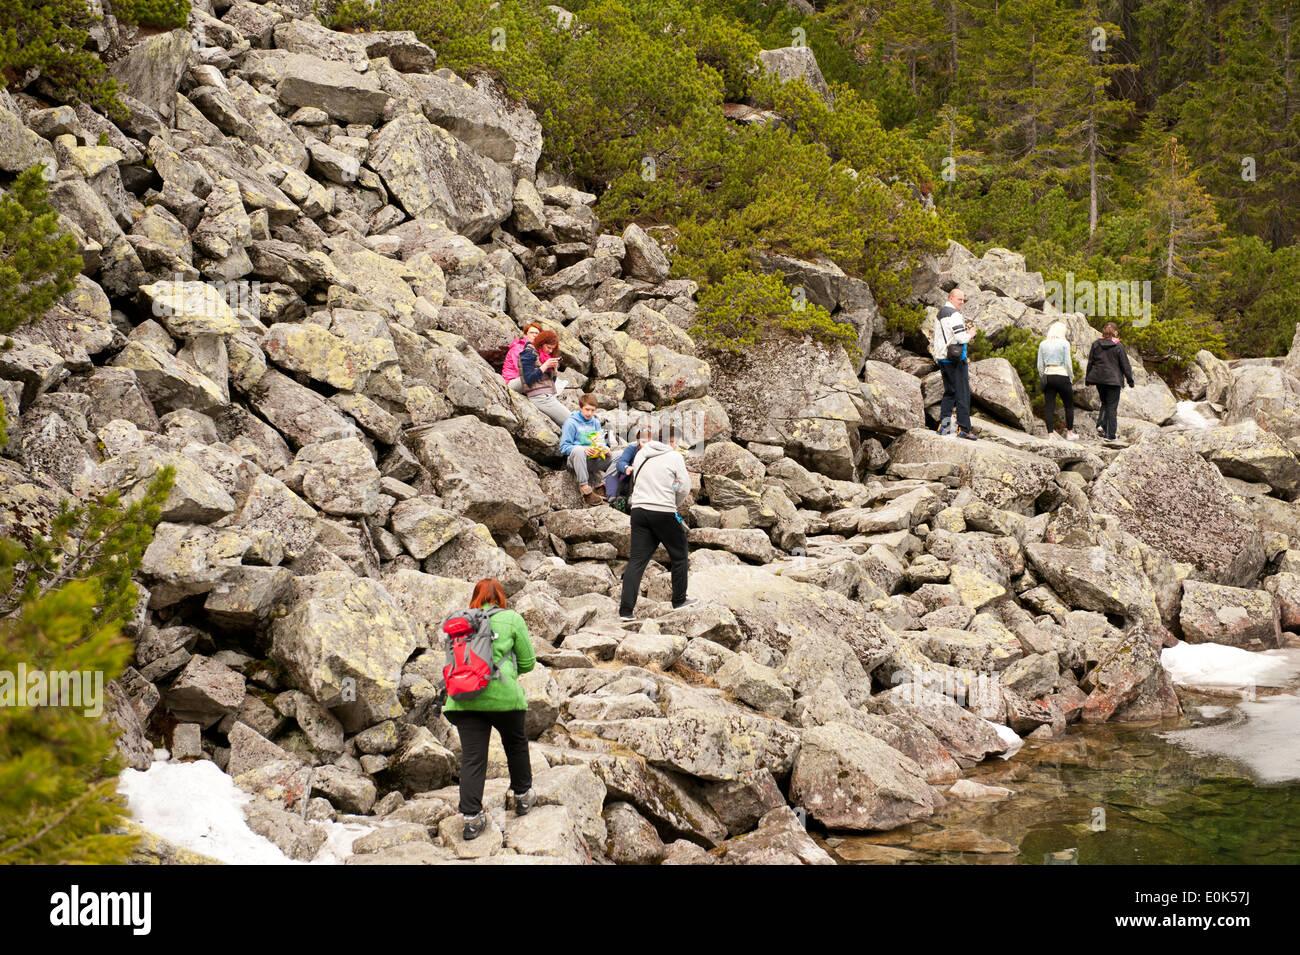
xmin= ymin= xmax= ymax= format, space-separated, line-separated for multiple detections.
xmin=932 ymin=287 xmax=977 ymax=440
xmin=618 ymin=426 xmax=696 ymax=620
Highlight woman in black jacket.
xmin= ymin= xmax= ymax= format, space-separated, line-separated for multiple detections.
xmin=1085 ymin=322 xmax=1135 ymax=441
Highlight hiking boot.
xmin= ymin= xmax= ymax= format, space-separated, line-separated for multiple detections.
xmin=672 ymin=597 xmax=700 ymax=611
xmin=957 ymin=427 xmax=978 ymax=441
xmin=512 ymin=787 xmax=537 ymax=817
xmin=462 ymin=811 xmax=487 ymax=841
xmin=936 ymin=421 xmax=953 ymax=436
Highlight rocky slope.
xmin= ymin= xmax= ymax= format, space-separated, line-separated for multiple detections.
xmin=3 ymin=5 xmax=1299 ymax=865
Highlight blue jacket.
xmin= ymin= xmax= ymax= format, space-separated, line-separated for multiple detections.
xmin=560 ymin=410 xmax=602 ymax=456
xmin=616 ymin=442 xmax=641 ymax=474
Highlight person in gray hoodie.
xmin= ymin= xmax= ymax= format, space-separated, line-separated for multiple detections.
xmin=618 ymin=424 xmax=696 ymax=620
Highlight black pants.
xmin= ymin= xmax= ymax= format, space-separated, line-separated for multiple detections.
xmin=445 ymin=709 xmax=531 ymax=816
xmin=1042 ymin=374 xmax=1074 ymax=432
xmin=939 ymin=360 xmax=972 ymax=431
xmin=1095 ymin=383 xmax=1122 ymax=439
xmin=619 ymin=507 xmax=689 ymax=615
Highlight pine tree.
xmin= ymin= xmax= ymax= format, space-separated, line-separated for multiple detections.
xmin=0 ymin=165 xmax=83 ymax=336
xmin=1176 ymin=0 xmax=1300 ymax=247
xmin=0 ymin=470 xmax=174 ymax=865
xmin=1137 ymin=133 xmax=1228 ymax=294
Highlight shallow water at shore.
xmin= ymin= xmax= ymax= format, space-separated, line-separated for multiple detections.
xmin=822 ymin=689 xmax=1300 ymax=865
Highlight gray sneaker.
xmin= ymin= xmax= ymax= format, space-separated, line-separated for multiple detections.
xmin=512 ymin=787 xmax=537 ymax=817
xmin=462 ymin=811 xmax=487 ymax=841
xmin=672 ymin=597 xmax=699 ymax=611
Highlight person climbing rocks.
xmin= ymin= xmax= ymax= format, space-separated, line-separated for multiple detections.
xmin=441 ymin=578 xmax=537 ymax=841
xmin=560 ymin=393 xmax=611 ymax=505
xmin=517 ymin=329 xmax=569 ymax=427
xmin=1085 ymin=322 xmax=1135 ymax=442
xmin=501 ymin=322 xmax=543 ymax=393
xmin=1037 ymin=320 xmax=1078 ymax=440
xmin=933 ymin=287 xmax=977 ymax=440
xmin=619 ymin=423 xmax=695 ymax=621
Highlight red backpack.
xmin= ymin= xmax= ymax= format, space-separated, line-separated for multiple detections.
xmin=441 ymin=607 xmax=506 ymax=700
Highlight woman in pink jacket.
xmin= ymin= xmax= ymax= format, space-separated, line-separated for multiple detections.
xmin=502 ymin=323 xmax=543 ymax=393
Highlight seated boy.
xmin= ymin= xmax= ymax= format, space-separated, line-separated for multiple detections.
xmin=559 ymin=393 xmax=611 ymax=504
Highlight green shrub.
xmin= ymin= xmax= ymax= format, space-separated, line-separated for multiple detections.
xmin=0 ymin=469 xmax=174 ymax=864
xmin=693 ymin=270 xmax=858 ymax=355
xmin=113 ymin=0 xmax=190 ymax=28
xmin=0 ymin=0 xmax=124 ymax=119
xmin=335 ymin=0 xmax=947 ymax=343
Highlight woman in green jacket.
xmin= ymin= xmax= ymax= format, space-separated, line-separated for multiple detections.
xmin=443 ymin=578 xmax=537 ymax=840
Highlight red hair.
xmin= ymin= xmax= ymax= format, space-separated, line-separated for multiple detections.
xmin=469 ymin=578 xmax=507 ymax=609
xmin=533 ymin=329 xmax=559 ymax=352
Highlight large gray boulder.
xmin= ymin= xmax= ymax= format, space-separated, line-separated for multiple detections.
xmin=270 ymin=573 xmax=421 ymax=732
xmin=567 ymin=710 xmax=801 ymax=782
xmin=888 ymin=429 xmax=1059 ymax=513
xmin=1090 ymin=434 xmax=1265 ymax=587
xmin=367 ymin=113 xmax=513 ymax=240
xmin=1179 ymin=580 xmax=1281 ymax=650
xmin=1025 ymin=542 xmax=1161 ymax=625
xmin=790 ymin=721 xmax=944 ymax=830
xmin=757 ymin=46 xmax=833 ymax=105
xmin=1224 ymin=365 xmax=1300 ymax=439
xmin=405 ymin=72 xmax=542 ymax=174
xmin=690 ymin=564 xmax=897 ymax=674
xmin=277 ymin=53 xmax=389 ymax=125
xmin=968 ymin=358 xmax=1036 ymax=432
xmin=1176 ymin=422 xmax=1300 ymax=494
xmin=860 ymin=360 xmax=925 ymax=434
xmin=108 ymin=29 xmax=191 ymax=121
xmin=408 ymin=416 xmax=548 ymax=535
xmin=709 ymin=339 xmax=864 ymax=479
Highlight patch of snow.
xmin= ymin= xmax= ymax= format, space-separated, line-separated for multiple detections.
xmin=118 ymin=759 xmax=377 ymax=865
xmin=119 ymin=759 xmax=297 ymax=865
xmin=991 ymin=722 xmax=1023 ymax=759
xmin=1160 ymin=642 xmax=1300 ymax=692
xmin=1162 ymin=694 xmax=1300 ymax=784
xmin=1171 ymin=400 xmax=1216 ymax=429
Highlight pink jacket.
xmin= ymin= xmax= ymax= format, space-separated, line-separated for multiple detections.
xmin=501 ymin=337 xmax=529 ymax=381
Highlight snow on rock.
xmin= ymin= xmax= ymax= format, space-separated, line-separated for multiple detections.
xmin=118 ymin=754 xmax=374 ymax=864
xmin=991 ymin=723 xmax=1024 ymax=759
xmin=1171 ymin=400 xmax=1216 ymax=429
xmin=1160 ymin=641 xmax=1300 ymax=692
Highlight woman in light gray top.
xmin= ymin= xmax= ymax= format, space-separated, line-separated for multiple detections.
xmin=1037 ymin=321 xmax=1077 ymax=439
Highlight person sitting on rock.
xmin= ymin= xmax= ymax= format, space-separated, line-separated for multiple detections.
xmin=501 ymin=322 xmax=543 ymax=393
xmin=516 ymin=329 xmax=569 ymax=427
xmin=605 ymin=421 xmax=654 ymax=501
xmin=560 ymin=393 xmax=611 ymax=505
xmin=1037 ymin=321 xmax=1078 ymax=440
xmin=442 ymin=577 xmax=537 ymax=841
xmin=619 ymin=423 xmax=696 ymax=621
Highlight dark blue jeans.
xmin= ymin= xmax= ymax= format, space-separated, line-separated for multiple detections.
xmin=939 ymin=360 xmax=971 ymax=431
xmin=1096 ymin=383 xmax=1122 ymax=439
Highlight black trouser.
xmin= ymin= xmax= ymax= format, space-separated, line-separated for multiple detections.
xmin=939 ymin=360 xmax=971 ymax=431
xmin=1095 ymin=383 xmax=1122 ymax=439
xmin=619 ymin=507 xmax=689 ymax=615
xmin=445 ymin=709 xmax=531 ymax=816
xmin=1042 ymin=374 xmax=1074 ymax=433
